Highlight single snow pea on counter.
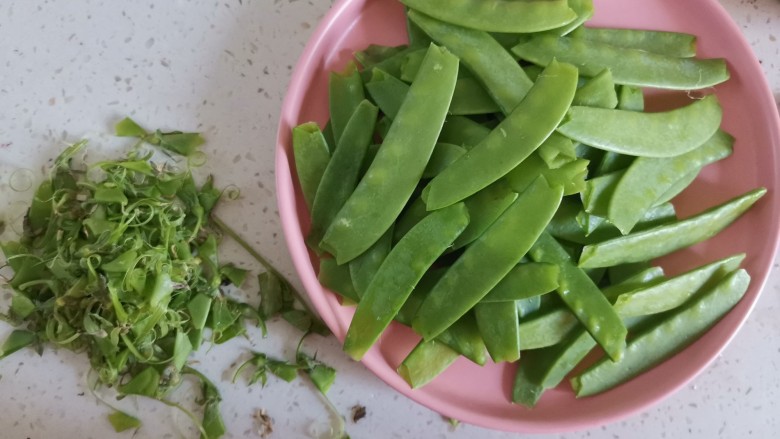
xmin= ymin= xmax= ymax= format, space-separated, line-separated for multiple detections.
xmin=343 ymin=203 xmax=469 ymax=360
xmin=321 ymin=43 xmax=459 ymax=264
xmin=401 ymin=0 xmax=577 ymax=34
xmin=424 ymin=59 xmax=578 ymax=210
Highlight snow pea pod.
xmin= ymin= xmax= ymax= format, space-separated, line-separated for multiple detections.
xmin=613 ymin=254 xmax=744 ymax=317
xmin=518 ymin=307 xmax=579 ymax=350
xmin=408 ymin=10 xmax=534 ymax=115
xmin=475 ymin=300 xmax=520 ymax=362
xmin=550 ymin=0 xmax=594 ymax=36
xmin=413 ymin=177 xmax=563 ymax=341
xmin=579 ymin=188 xmax=766 ymax=268
xmin=401 ymin=0 xmax=577 ymax=34
xmin=291 ymin=122 xmax=331 ymax=211
xmin=343 ymin=202 xmax=469 ymax=360
xmin=423 ymin=143 xmax=467 ymax=179
xmin=438 ymin=116 xmax=491 ymax=149
xmin=452 ymin=179 xmax=518 ymax=250
xmin=449 ymin=77 xmax=501 ymax=115
xmin=481 ymin=263 xmax=560 ymax=302
xmin=322 ymin=44 xmax=459 ymax=264
xmin=558 ymin=95 xmax=723 ymax=158
xmin=571 ymin=68 xmax=618 ymax=109
xmin=506 ymin=152 xmax=589 ymax=197
xmin=354 ymin=44 xmax=408 ymax=70
xmin=572 ymin=269 xmax=750 ymax=397
xmin=318 ymin=258 xmax=359 ymax=303
xmin=425 ymin=60 xmax=578 ymax=210
xmin=537 ymin=133 xmax=577 ymax=169
xmin=365 ymin=69 xmax=409 ymax=120
xmin=398 ymin=339 xmax=460 ymax=388
xmin=307 ymin=100 xmax=378 ymax=251
xmin=328 ymin=62 xmax=365 ymax=144
xmin=512 ymin=34 xmax=728 ymax=90
xmin=570 ymin=27 xmax=697 ymax=58
xmin=530 ymin=232 xmax=627 ymax=361
xmin=608 ymin=130 xmax=733 ymax=234
xmin=348 ymin=225 xmax=394 ymax=298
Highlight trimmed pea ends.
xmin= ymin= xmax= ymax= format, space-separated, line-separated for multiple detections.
xmin=0 ymin=118 xmax=333 ymax=439
xmin=291 ymin=0 xmax=765 ymax=409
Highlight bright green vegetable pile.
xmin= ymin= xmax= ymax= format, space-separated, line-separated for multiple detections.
xmin=292 ymin=0 xmax=766 ymax=406
xmin=0 ymin=119 xmax=339 ymax=438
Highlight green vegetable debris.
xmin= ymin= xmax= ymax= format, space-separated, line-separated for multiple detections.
xmin=0 ymin=118 xmax=338 ymax=438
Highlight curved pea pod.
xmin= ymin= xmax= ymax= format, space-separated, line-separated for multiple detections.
xmin=423 ymin=143 xmax=467 ymax=179
xmin=557 ymin=95 xmax=723 ymax=158
xmin=512 ymin=34 xmax=728 ymax=90
xmin=571 ymin=68 xmax=618 ymax=109
xmin=438 ymin=116 xmax=491 ymax=149
xmin=507 ymin=153 xmax=589 ymax=197
xmin=451 ymin=179 xmax=518 ymax=250
xmin=449 ymin=77 xmax=501 ymax=115
xmin=321 ymin=44 xmax=459 ymax=264
xmin=424 ymin=60 xmax=578 ymax=210
xmin=579 ymin=188 xmax=766 ymax=268
xmin=401 ymin=0 xmax=576 ymax=34
xmin=329 ymin=62 xmax=365 ymax=144
xmin=570 ymin=27 xmax=697 ymax=58
xmin=393 ymin=196 xmax=429 ymax=243
xmin=550 ymin=0 xmax=594 ymax=36
xmin=307 ymin=100 xmax=378 ymax=251
xmin=608 ymin=130 xmax=734 ymax=234
xmin=291 ymin=123 xmax=331 ymax=211
xmin=656 ymin=168 xmax=700 ymax=205
xmin=518 ymin=307 xmax=579 ymax=351
xmin=365 ymin=69 xmax=410 ymax=120
xmin=475 ymin=301 xmax=521 ymax=362
xmin=358 ymin=46 xmax=417 ymax=83
xmin=413 ymin=177 xmax=563 ymax=341
xmin=354 ymin=44 xmax=409 ymax=70
xmin=408 ymin=10 xmax=534 ymax=115
xmin=530 ymin=232 xmax=627 ymax=361
xmin=348 ymin=225 xmax=394 ymax=298
xmin=572 ymin=269 xmax=750 ymax=397
xmin=398 ymin=339 xmax=460 ymax=389
xmin=481 ymin=263 xmax=560 ymax=303
xmin=537 ymin=133 xmax=577 ymax=169
xmin=318 ymin=258 xmax=358 ymax=303
xmin=342 ymin=202 xmax=469 ymax=360
xmin=613 ymin=254 xmax=745 ymax=317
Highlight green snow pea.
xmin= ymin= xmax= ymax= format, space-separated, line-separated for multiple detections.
xmin=571 ymin=68 xmax=618 ymax=109
xmin=517 ymin=296 xmax=543 ymax=318
xmin=328 ymin=62 xmax=365 ymax=144
xmin=307 ymin=100 xmax=378 ymax=251
xmin=608 ymin=130 xmax=733 ymax=234
xmin=424 ymin=60 xmax=578 ymax=210
xmin=343 ymin=202 xmax=469 ymax=360
xmin=530 ymin=232 xmax=627 ymax=361
xmin=537 ymin=133 xmax=577 ymax=170
xmin=423 ymin=143 xmax=467 ymax=179
xmin=451 ymin=179 xmax=518 ymax=250
xmin=322 ymin=44 xmax=459 ymax=264
xmin=570 ymin=27 xmax=697 ymax=58
xmin=518 ymin=307 xmax=578 ymax=351
xmin=318 ymin=258 xmax=359 ymax=303
xmin=481 ymin=263 xmax=560 ymax=302
xmin=393 ymin=196 xmax=429 ymax=243
xmin=398 ymin=339 xmax=460 ymax=388
xmin=551 ymin=0 xmax=594 ymax=36
xmin=365 ymin=69 xmax=410 ymax=120
xmin=348 ymin=225 xmax=394 ymax=298
xmin=656 ymin=169 xmax=700 ymax=205
xmin=354 ymin=44 xmax=408 ymax=70
xmin=557 ymin=95 xmax=723 ymax=158
xmin=413 ymin=177 xmax=563 ymax=340
xmin=449 ymin=77 xmax=501 ymax=115
xmin=572 ymin=269 xmax=750 ymax=397
xmin=402 ymin=0 xmax=576 ymax=34
xmin=438 ymin=116 xmax=491 ymax=149
xmin=579 ymin=188 xmax=766 ymax=268
xmin=506 ymin=152 xmax=589 ymax=197
xmin=613 ymin=254 xmax=744 ymax=317
xmin=358 ymin=46 xmax=417 ymax=84
xmin=291 ymin=123 xmax=331 ymax=210
xmin=602 ymin=266 xmax=666 ymax=301
xmin=408 ymin=10 xmax=534 ymax=115
xmin=512 ymin=34 xmax=728 ymax=90
xmin=617 ymin=85 xmax=645 ymax=111
xmin=406 ymin=11 xmax=432 ymax=48
xmin=475 ymin=300 xmax=520 ymax=362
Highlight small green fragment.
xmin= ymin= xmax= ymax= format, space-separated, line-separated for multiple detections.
xmin=107 ymin=410 xmax=142 ymax=433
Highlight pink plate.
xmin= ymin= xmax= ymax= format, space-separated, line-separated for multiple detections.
xmin=275 ymin=0 xmax=780 ymax=433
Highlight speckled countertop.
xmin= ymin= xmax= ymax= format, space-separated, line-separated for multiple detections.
xmin=0 ymin=0 xmax=778 ymax=438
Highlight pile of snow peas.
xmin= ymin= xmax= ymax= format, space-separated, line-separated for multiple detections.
xmin=292 ymin=0 xmax=766 ymax=405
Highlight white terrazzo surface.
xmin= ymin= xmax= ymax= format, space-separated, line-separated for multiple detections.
xmin=0 ymin=0 xmax=778 ymax=438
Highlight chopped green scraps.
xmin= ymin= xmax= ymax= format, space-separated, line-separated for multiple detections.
xmin=0 ymin=117 xmax=328 ymax=438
